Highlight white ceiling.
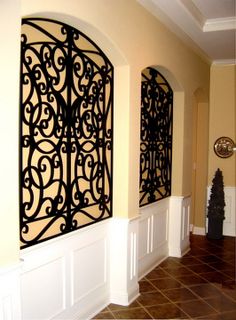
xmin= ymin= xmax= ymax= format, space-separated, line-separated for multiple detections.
xmin=137 ymin=0 xmax=236 ymax=64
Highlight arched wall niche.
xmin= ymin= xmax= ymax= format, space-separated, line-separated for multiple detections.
xmin=150 ymin=65 xmax=183 ymax=92
xmin=194 ymin=87 xmax=209 ymax=104
xmin=191 ymin=87 xmax=209 ymax=233
xmin=20 ymin=12 xmax=131 ymax=223
xmin=23 ymin=12 xmax=128 ymax=67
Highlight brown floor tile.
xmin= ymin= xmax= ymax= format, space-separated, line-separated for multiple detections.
xmin=159 ymin=258 xmax=181 ymax=268
xmin=145 ymin=267 xmax=169 ymax=280
xmin=209 ymin=261 xmax=234 ymax=270
xmin=163 ymin=287 xmax=198 ymax=302
xmin=139 ymin=279 xmax=157 ymax=293
xmin=205 ymin=295 xmax=236 ymax=312
xmin=216 ymin=252 xmax=235 ymax=261
xmin=112 ymin=307 xmax=152 ymax=319
xmin=176 ymin=299 xmax=217 ymax=318
xmin=179 ymin=256 xmax=202 ymax=266
xmin=218 ymin=310 xmax=236 ymax=320
xmin=176 ymin=274 xmax=207 ymax=286
xmin=228 ymin=259 xmax=236 ymax=266
xmin=205 ymin=246 xmax=225 ymax=255
xmin=221 ymin=278 xmax=236 ymax=289
xmin=195 ymin=313 xmax=224 ymax=319
xmin=218 ymin=281 xmax=236 ymax=301
xmin=189 ymin=283 xmax=222 ymax=298
xmin=222 ymin=288 xmax=236 ymax=301
xmin=151 ymin=277 xmax=183 ymax=290
xmin=197 ymin=255 xmax=223 ymax=263
xmin=187 ymin=263 xmax=216 ymax=274
xmin=108 ymin=301 xmax=140 ymax=311
xmin=137 ymin=291 xmax=169 ymax=306
xmin=92 ymin=311 xmax=115 ymax=319
xmin=221 ymin=268 xmax=236 ymax=279
xmin=164 ymin=265 xmax=195 ymax=277
xmin=146 ymin=303 xmax=189 ymax=319
xmin=93 ymin=234 xmax=236 ymax=320
xmin=200 ymin=271 xmax=231 ymax=283
xmin=188 ymin=248 xmax=209 ymax=256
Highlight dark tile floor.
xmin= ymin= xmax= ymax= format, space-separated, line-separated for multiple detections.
xmin=93 ymin=234 xmax=236 ymax=319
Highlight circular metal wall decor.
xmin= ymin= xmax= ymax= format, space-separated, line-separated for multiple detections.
xmin=214 ymin=137 xmax=235 ymax=158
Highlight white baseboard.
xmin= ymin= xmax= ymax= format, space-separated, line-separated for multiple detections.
xmin=193 ymin=226 xmax=206 ymax=235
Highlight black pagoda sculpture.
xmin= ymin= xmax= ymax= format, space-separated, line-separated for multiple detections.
xmin=207 ymin=168 xmax=225 ymax=239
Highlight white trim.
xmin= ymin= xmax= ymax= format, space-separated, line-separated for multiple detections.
xmin=109 ymin=217 xmax=139 ymax=306
xmin=189 ymin=224 xmax=194 ymax=232
xmin=169 ymin=196 xmax=190 ymax=257
xmin=192 ymin=226 xmax=206 ymax=235
xmin=20 ymin=221 xmax=111 ymax=320
xmin=212 ymin=59 xmax=236 ymax=66
xmin=203 ymin=17 xmax=236 ymax=32
xmin=138 ymin=198 xmax=169 ymax=278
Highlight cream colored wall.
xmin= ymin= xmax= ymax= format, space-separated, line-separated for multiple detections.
xmin=192 ymin=101 xmax=209 ymax=228
xmin=208 ymin=65 xmax=236 ymax=186
xmin=0 ymin=0 xmax=210 ymax=267
xmin=0 ymin=0 xmax=21 ymax=267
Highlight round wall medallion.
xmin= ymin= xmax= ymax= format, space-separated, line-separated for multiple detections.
xmin=214 ymin=137 xmax=235 ymax=158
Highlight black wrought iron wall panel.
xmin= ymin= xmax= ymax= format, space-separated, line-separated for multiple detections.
xmin=20 ymin=18 xmax=113 ymax=248
xmin=140 ymin=67 xmax=173 ymax=207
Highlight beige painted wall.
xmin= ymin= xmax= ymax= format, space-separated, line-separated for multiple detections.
xmin=0 ymin=0 xmax=210 ymax=267
xmin=208 ymin=65 xmax=236 ymax=187
xmin=0 ymin=0 xmax=21 ymax=267
xmin=192 ymin=101 xmax=209 ymax=228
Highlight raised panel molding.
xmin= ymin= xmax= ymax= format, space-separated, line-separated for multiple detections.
xmin=72 ymin=238 xmax=107 ymax=305
xmin=0 ymin=262 xmax=22 ymax=320
xmin=109 ymin=217 xmax=139 ymax=306
xmin=21 ymin=257 xmax=66 ymax=320
xmin=169 ymin=196 xmax=190 ymax=257
xmin=20 ymin=221 xmax=111 ymax=320
xmin=138 ymin=198 xmax=169 ymax=278
xmin=20 ymin=217 xmax=140 ymax=319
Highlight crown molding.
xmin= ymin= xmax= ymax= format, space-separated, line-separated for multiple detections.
xmin=204 ymin=17 xmax=236 ymax=32
xmin=212 ymin=59 xmax=236 ymax=65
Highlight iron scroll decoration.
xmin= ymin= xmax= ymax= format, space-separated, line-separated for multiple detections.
xmin=214 ymin=137 xmax=235 ymax=158
xmin=139 ymin=67 xmax=173 ymax=207
xmin=20 ymin=18 xmax=113 ymax=248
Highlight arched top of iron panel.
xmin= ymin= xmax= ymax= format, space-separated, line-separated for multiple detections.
xmin=21 ymin=17 xmax=113 ymax=69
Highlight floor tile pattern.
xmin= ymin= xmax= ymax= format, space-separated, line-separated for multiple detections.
xmin=93 ymin=234 xmax=235 ymax=319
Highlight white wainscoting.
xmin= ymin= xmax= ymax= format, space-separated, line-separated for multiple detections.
xmin=0 ymin=262 xmax=22 ymax=320
xmin=20 ymin=217 xmax=140 ymax=320
xmin=206 ymin=186 xmax=236 ymax=237
xmin=8 ymin=195 xmax=193 ymax=319
xmin=169 ymin=196 xmax=190 ymax=257
xmin=110 ymin=217 xmax=139 ymax=305
xmin=20 ymin=220 xmax=111 ymax=320
xmin=138 ymin=198 xmax=169 ymax=279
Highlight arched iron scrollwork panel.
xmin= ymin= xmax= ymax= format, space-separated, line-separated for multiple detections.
xmin=20 ymin=18 xmax=113 ymax=248
xmin=139 ymin=67 xmax=173 ymax=207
